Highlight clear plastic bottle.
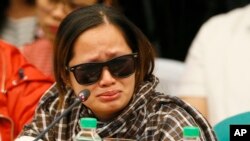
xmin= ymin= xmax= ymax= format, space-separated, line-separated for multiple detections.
xmin=183 ymin=126 xmax=200 ymax=141
xmin=75 ymin=117 xmax=102 ymax=141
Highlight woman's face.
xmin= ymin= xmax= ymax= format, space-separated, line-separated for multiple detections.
xmin=36 ymin=0 xmax=98 ymax=41
xmin=68 ymin=24 xmax=135 ymax=121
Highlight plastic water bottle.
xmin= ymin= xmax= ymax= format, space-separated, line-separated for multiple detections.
xmin=183 ymin=126 xmax=200 ymax=141
xmin=75 ymin=117 xmax=102 ymax=141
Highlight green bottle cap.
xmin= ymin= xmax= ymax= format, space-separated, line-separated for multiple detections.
xmin=80 ymin=117 xmax=97 ymax=129
xmin=183 ymin=126 xmax=200 ymax=137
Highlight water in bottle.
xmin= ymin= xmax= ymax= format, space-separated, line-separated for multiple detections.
xmin=75 ymin=117 xmax=102 ymax=141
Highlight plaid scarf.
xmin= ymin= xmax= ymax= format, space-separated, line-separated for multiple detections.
xmin=20 ymin=75 xmax=217 ymax=141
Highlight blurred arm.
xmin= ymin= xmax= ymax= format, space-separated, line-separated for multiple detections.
xmin=181 ymin=96 xmax=208 ymax=118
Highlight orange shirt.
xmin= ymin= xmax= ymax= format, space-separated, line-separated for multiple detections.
xmin=0 ymin=40 xmax=54 ymax=141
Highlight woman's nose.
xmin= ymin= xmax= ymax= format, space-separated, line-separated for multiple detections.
xmin=98 ymin=67 xmax=116 ymax=87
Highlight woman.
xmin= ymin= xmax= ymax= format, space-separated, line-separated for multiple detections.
xmin=16 ymin=5 xmax=217 ymax=141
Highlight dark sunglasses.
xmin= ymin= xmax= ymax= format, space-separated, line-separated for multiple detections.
xmin=66 ymin=53 xmax=138 ymax=85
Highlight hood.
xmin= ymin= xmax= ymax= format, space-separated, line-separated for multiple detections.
xmin=0 ymin=40 xmax=53 ymax=94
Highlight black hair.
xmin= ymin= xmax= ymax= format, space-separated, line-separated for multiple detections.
xmin=54 ymin=4 xmax=155 ymax=100
xmin=0 ymin=0 xmax=9 ymax=31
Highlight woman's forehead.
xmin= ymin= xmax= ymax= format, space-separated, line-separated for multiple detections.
xmin=62 ymin=0 xmax=99 ymax=6
xmin=48 ymin=0 xmax=98 ymax=6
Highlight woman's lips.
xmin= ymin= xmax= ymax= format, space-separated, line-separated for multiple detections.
xmin=97 ymin=91 xmax=121 ymax=101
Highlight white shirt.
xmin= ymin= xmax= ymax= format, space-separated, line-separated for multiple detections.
xmin=154 ymin=58 xmax=184 ymax=95
xmin=178 ymin=4 xmax=250 ymax=125
xmin=0 ymin=16 xmax=37 ymax=47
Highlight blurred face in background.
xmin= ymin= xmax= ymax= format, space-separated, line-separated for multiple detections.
xmin=36 ymin=0 xmax=99 ymax=41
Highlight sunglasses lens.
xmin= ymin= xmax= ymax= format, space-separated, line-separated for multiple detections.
xmin=70 ymin=54 xmax=137 ymax=85
xmin=73 ymin=63 xmax=101 ymax=84
xmin=109 ymin=55 xmax=136 ymax=77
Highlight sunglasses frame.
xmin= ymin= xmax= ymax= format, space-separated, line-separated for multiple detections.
xmin=66 ymin=53 xmax=138 ymax=85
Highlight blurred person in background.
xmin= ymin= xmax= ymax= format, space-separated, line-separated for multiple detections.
xmin=0 ymin=40 xmax=53 ymax=141
xmin=177 ymin=4 xmax=250 ymax=125
xmin=20 ymin=0 xmax=115 ymax=77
